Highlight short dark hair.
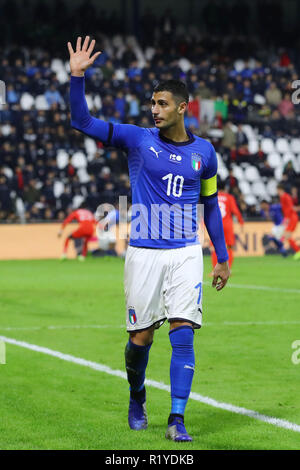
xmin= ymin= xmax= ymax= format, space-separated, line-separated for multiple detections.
xmin=153 ymin=80 xmax=189 ymax=104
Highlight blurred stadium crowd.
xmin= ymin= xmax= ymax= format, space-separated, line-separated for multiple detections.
xmin=1 ymin=1 xmax=300 ymax=222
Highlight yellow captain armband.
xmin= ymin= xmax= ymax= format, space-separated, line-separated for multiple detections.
xmin=200 ymin=174 xmax=217 ymax=197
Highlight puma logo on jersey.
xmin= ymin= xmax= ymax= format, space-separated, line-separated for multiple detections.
xmin=149 ymin=146 xmax=162 ymax=158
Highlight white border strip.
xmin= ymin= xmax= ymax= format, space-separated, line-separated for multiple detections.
xmin=1 ymin=335 xmax=300 ymax=434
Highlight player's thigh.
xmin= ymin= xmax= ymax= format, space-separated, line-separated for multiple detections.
xmin=124 ymin=246 xmax=166 ymax=332
xmin=223 ymin=223 xmax=235 ymax=246
xmin=165 ymin=244 xmax=203 ymax=329
xmin=72 ymin=223 xmax=94 ymax=239
xmin=71 ymin=227 xmax=86 ymax=239
xmin=286 ymin=215 xmax=298 ymax=233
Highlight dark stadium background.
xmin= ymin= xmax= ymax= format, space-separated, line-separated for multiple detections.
xmin=0 ymin=0 xmax=299 ymax=236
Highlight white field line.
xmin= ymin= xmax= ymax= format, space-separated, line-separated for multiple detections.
xmin=203 ymin=281 xmax=300 ymax=294
xmin=1 ymin=335 xmax=300 ymax=434
xmin=0 ymin=320 xmax=300 ymax=332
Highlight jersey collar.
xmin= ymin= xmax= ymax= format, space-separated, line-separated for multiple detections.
xmin=158 ymin=129 xmax=195 ymax=146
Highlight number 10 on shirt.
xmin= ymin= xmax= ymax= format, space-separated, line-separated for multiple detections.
xmin=162 ymin=173 xmax=184 ymax=198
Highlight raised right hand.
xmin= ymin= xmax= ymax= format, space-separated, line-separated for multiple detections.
xmin=67 ymin=36 xmax=101 ymax=77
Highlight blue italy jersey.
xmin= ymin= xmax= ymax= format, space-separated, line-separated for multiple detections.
xmin=269 ymin=204 xmax=283 ymax=226
xmin=261 ymin=204 xmax=283 ymax=226
xmin=69 ymin=76 xmax=227 ymax=261
xmin=108 ymin=124 xmax=217 ymax=249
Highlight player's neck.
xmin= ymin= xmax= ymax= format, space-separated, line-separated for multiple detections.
xmin=159 ymin=122 xmax=189 ymax=143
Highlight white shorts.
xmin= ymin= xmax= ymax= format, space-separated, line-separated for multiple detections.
xmin=124 ymin=244 xmax=203 ymax=332
xmin=97 ymin=229 xmax=116 ymax=250
xmin=271 ymin=224 xmax=284 ymax=240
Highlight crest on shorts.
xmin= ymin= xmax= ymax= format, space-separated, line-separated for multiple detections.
xmin=191 ymin=153 xmax=202 ymax=171
xmin=128 ymin=308 xmax=137 ymax=325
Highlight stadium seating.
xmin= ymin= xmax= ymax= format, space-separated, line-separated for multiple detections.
xmin=56 ymin=150 xmax=69 ymax=169
xmin=267 ymin=153 xmax=282 ymax=169
xmin=71 ymin=151 xmax=88 ymax=169
xmin=261 ymin=138 xmax=275 ymax=154
xmin=1 ymin=32 xmax=299 ymax=223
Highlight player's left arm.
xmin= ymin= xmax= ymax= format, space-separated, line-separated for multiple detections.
xmin=200 ymin=144 xmax=230 ymax=290
xmin=70 ymin=75 xmax=145 ymax=149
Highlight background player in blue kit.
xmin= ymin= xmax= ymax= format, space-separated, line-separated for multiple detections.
xmin=260 ymin=200 xmax=287 ymax=257
xmin=68 ymin=36 xmax=230 ymax=442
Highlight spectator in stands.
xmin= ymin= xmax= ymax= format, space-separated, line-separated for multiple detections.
xmin=261 ymin=125 xmax=276 ymax=139
xmin=114 ymin=91 xmax=127 ymax=121
xmin=282 ymin=161 xmax=298 ymax=187
xmin=242 ymin=79 xmax=253 ymax=104
xmin=6 ymin=84 xmax=19 ymax=104
xmin=44 ymin=84 xmax=64 ymax=107
xmin=269 ymin=109 xmax=285 ymax=133
xmin=101 ymin=59 xmax=114 ymax=81
xmin=225 ymin=168 xmax=239 ymax=193
xmin=195 ymin=80 xmax=212 ymax=100
xmin=184 ymin=109 xmax=199 ymax=130
xmin=221 ymin=121 xmax=236 ymax=150
xmin=110 ymin=110 xmax=122 ymax=124
xmin=236 ymin=124 xmax=248 ymax=147
xmin=101 ymin=94 xmax=115 ymax=118
xmin=259 ymin=160 xmax=274 ymax=178
xmin=0 ymin=174 xmax=13 ymax=215
xmin=23 ymin=179 xmax=41 ymax=209
xmin=265 ymin=82 xmax=282 ymax=108
xmin=278 ymin=92 xmax=294 ymax=117
xmin=107 ymin=149 xmax=127 ymax=175
xmin=128 ymin=94 xmax=140 ymax=117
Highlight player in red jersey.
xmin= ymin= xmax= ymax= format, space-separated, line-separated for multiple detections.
xmin=277 ymin=184 xmax=300 ymax=259
xmin=211 ymin=180 xmax=244 ymax=269
xmin=58 ymin=205 xmax=96 ymax=260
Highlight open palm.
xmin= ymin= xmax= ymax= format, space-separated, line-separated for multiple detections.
xmin=68 ymin=36 xmax=101 ymax=76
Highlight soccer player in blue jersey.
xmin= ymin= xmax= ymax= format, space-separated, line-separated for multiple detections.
xmin=260 ymin=200 xmax=287 ymax=257
xmin=68 ymin=36 xmax=230 ymax=442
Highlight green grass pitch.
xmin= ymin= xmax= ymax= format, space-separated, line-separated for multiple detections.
xmin=0 ymin=255 xmax=299 ymax=450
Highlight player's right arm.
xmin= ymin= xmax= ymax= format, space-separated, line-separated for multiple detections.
xmin=229 ymin=194 xmax=244 ymax=226
xmin=57 ymin=211 xmax=76 ymax=237
xmin=68 ymin=36 xmax=145 ymax=149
